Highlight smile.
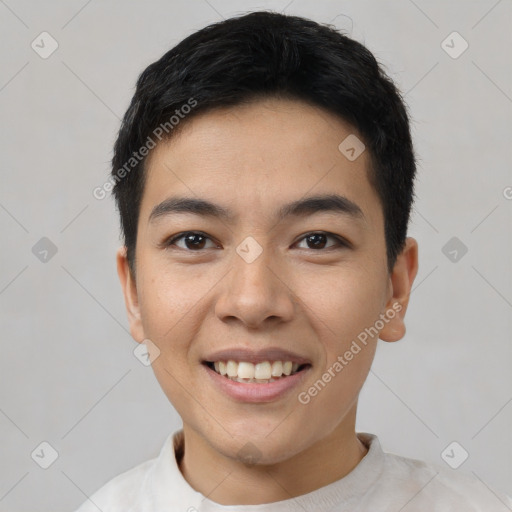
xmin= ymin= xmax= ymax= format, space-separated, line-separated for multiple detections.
xmin=204 ymin=360 xmax=310 ymax=383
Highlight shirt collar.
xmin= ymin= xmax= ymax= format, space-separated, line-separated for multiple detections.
xmin=143 ymin=429 xmax=385 ymax=511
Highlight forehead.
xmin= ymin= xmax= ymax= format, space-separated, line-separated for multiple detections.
xmin=140 ymin=98 xmax=383 ymax=231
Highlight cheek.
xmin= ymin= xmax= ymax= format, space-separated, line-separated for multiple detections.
xmin=296 ymin=270 xmax=382 ymax=414
xmin=297 ymin=342 xmax=377 ymax=439
xmin=300 ymin=264 xmax=386 ymax=345
xmin=295 ymin=264 xmax=384 ymax=408
xmin=137 ymin=257 xmax=212 ymax=338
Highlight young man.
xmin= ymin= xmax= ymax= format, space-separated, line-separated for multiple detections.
xmin=77 ymin=11 xmax=511 ymax=511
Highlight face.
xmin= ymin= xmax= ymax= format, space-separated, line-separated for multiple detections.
xmin=117 ymin=97 xmax=418 ymax=465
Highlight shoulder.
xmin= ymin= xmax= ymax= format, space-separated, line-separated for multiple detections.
xmin=73 ymin=430 xmax=182 ymax=512
xmin=74 ymin=457 xmax=154 ymax=512
xmin=380 ymin=449 xmax=512 ymax=511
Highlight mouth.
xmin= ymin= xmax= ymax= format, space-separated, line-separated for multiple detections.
xmin=202 ymin=360 xmax=311 ymax=384
xmin=201 ymin=347 xmax=313 ymax=402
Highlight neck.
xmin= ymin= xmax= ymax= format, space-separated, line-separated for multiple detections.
xmin=178 ymin=408 xmax=368 ymax=505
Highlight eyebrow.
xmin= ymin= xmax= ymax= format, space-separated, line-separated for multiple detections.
xmin=148 ymin=193 xmax=366 ymax=225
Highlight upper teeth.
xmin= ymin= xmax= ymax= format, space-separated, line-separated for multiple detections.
xmin=213 ymin=360 xmax=300 ymax=380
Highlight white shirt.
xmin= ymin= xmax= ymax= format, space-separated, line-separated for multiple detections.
xmin=75 ymin=429 xmax=512 ymax=511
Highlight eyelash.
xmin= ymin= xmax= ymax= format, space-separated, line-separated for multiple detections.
xmin=163 ymin=231 xmax=350 ymax=252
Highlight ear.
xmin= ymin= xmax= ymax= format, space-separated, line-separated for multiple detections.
xmin=116 ymin=246 xmax=145 ymax=343
xmin=379 ymin=237 xmax=419 ymax=343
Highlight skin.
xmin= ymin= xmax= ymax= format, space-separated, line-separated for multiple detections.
xmin=117 ymin=97 xmax=419 ymax=505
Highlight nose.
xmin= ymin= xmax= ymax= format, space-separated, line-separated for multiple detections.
xmin=214 ymin=245 xmax=295 ymax=329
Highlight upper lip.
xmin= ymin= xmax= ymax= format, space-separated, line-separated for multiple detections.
xmin=203 ymin=347 xmax=311 ymax=365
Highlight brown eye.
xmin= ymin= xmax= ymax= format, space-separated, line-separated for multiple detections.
xmin=295 ymin=232 xmax=347 ymax=250
xmin=166 ymin=232 xmax=217 ymax=251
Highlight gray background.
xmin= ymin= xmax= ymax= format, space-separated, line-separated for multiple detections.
xmin=0 ymin=0 xmax=511 ymax=510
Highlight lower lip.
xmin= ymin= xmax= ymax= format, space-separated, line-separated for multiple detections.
xmin=202 ymin=364 xmax=311 ymax=403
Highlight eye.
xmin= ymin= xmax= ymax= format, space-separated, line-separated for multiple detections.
xmin=294 ymin=232 xmax=348 ymax=251
xmin=164 ymin=231 xmax=219 ymax=251
xmin=163 ymin=230 xmax=349 ymax=252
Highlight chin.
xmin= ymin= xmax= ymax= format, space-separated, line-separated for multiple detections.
xmin=207 ymin=421 xmax=310 ymax=466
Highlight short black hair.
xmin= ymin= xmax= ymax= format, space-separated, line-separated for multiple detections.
xmin=111 ymin=10 xmax=416 ymax=277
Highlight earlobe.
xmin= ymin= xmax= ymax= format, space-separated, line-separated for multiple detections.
xmin=116 ymin=246 xmax=145 ymax=343
xmin=379 ymin=237 xmax=419 ymax=343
